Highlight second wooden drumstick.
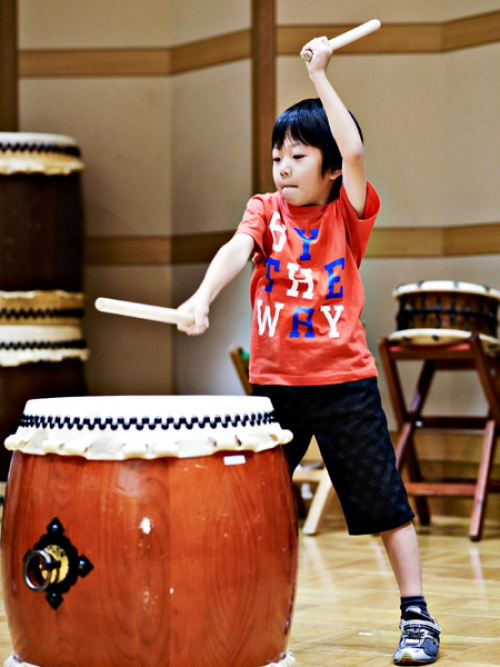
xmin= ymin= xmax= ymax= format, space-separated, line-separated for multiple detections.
xmin=301 ymin=19 xmax=381 ymax=61
xmin=95 ymin=297 xmax=194 ymax=327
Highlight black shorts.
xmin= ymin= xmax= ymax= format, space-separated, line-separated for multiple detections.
xmin=253 ymin=377 xmax=415 ymax=535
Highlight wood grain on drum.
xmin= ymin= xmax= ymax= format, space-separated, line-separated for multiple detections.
xmin=0 ymin=361 xmax=86 ymax=480
xmin=1 ymin=447 xmax=298 ymax=667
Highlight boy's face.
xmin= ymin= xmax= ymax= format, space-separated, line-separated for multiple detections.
xmin=272 ymin=136 xmax=340 ymax=206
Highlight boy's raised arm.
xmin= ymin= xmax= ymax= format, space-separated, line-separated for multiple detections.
xmin=177 ymin=233 xmax=255 ymax=335
xmin=300 ymin=37 xmax=367 ymax=217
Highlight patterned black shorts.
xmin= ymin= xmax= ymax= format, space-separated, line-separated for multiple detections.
xmin=253 ymin=377 xmax=414 ymax=535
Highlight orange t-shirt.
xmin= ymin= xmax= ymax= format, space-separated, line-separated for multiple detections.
xmin=236 ymin=182 xmax=381 ymax=386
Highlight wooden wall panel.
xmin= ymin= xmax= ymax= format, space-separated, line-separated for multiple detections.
xmin=84 ymin=221 xmax=500 ymax=265
xmin=18 ymin=12 xmax=500 ymax=80
xmin=85 ymin=237 xmax=172 ymax=266
xmin=444 ymin=223 xmax=500 ymax=256
xmin=443 ymin=10 xmax=500 ymax=51
xmin=20 ymin=48 xmax=171 ymax=78
xmin=251 ymin=0 xmax=275 ymax=194
xmin=278 ymin=23 xmax=443 ymax=56
xmin=365 ymin=227 xmax=443 ymax=259
xmin=170 ymin=30 xmax=251 ymax=75
xmin=0 ymin=0 xmax=18 ymax=130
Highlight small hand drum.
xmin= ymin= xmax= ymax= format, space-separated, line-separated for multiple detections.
xmin=389 ymin=280 xmax=500 ymax=351
xmin=1 ymin=395 xmax=297 ymax=667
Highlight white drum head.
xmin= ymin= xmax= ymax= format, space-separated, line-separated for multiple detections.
xmin=5 ymin=395 xmax=292 ymax=460
xmin=392 ymin=280 xmax=500 ymax=302
xmin=389 ymin=328 xmax=500 ymax=351
xmin=0 ymin=132 xmax=84 ymax=175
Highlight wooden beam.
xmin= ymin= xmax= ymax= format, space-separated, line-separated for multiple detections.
xmin=278 ymin=23 xmax=443 ymax=56
xmin=169 ymin=30 xmax=251 ymax=75
xmin=84 ymin=221 xmax=500 ymax=266
xmin=0 ymin=0 xmax=18 ymax=130
xmin=443 ymin=222 xmax=500 ymax=256
xmin=20 ymin=32 xmax=252 ymax=79
xmin=20 ymin=48 xmax=172 ymax=78
xmin=17 ymin=12 xmax=500 ymax=80
xmin=85 ymin=237 xmax=172 ymax=266
xmin=251 ymin=0 xmax=276 ymax=194
xmin=443 ymin=10 xmax=500 ymax=51
xmin=365 ymin=226 xmax=444 ymax=258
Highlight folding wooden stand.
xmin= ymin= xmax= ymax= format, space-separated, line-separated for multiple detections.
xmin=379 ymin=333 xmax=500 ymax=541
xmin=229 ymin=346 xmax=335 ymax=534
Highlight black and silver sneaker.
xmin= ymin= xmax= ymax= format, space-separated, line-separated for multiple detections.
xmin=393 ymin=606 xmax=441 ymax=665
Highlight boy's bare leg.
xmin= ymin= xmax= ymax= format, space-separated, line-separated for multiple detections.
xmin=382 ymin=521 xmax=441 ymax=664
xmin=380 ymin=521 xmax=422 ymax=596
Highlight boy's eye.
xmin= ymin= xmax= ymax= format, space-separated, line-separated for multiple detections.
xmin=293 ymin=155 xmax=304 ymax=160
xmin=273 ymin=157 xmax=281 ymax=163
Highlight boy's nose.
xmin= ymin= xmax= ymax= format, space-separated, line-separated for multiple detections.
xmin=280 ymin=163 xmax=291 ymax=177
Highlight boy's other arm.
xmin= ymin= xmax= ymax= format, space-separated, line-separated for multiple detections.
xmin=301 ymin=37 xmax=367 ymax=217
xmin=177 ymin=232 xmax=255 ymax=335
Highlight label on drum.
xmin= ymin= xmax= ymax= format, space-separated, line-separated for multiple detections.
xmin=223 ymin=455 xmax=246 ymax=466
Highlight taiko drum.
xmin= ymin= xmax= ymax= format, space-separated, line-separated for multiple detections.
xmin=0 ymin=133 xmax=88 ymax=480
xmin=389 ymin=280 xmax=500 ymax=350
xmin=1 ymin=395 xmax=298 ymax=667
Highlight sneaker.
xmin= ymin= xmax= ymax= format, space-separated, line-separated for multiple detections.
xmin=393 ymin=606 xmax=441 ymax=665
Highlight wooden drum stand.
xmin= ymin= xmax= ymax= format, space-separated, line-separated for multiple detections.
xmin=379 ymin=281 xmax=500 ymax=541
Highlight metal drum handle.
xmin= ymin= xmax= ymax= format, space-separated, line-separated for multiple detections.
xmin=23 ymin=546 xmax=68 ymax=592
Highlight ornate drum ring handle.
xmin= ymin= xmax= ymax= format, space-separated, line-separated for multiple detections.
xmin=23 ymin=548 xmax=64 ymax=592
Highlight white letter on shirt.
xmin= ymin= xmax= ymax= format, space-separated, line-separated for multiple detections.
xmin=286 ymin=263 xmax=314 ymax=300
xmin=256 ymin=300 xmax=284 ymax=337
xmin=270 ymin=211 xmax=287 ymax=252
xmin=320 ymin=305 xmax=344 ymax=338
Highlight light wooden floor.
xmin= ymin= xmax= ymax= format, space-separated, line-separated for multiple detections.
xmin=291 ymin=514 xmax=500 ymax=667
xmin=1 ymin=514 xmax=500 ymax=666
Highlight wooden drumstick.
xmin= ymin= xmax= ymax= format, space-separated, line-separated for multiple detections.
xmin=95 ymin=297 xmax=194 ymax=327
xmin=301 ymin=19 xmax=381 ymax=61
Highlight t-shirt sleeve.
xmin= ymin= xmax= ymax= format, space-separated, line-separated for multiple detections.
xmin=338 ymin=181 xmax=380 ymax=266
xmin=235 ymin=194 xmax=270 ymax=263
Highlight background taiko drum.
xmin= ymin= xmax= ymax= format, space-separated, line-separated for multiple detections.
xmin=390 ymin=280 xmax=500 ymax=348
xmin=0 ymin=133 xmax=87 ymax=480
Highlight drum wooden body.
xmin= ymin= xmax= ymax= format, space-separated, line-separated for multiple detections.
xmin=0 ymin=133 xmax=87 ymax=480
xmin=390 ymin=280 xmax=500 ymax=349
xmin=1 ymin=396 xmax=298 ymax=667
xmin=0 ymin=133 xmax=84 ymax=291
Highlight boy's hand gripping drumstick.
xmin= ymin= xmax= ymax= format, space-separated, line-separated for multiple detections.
xmin=300 ymin=19 xmax=381 ymax=61
xmin=95 ymin=297 xmax=194 ymax=327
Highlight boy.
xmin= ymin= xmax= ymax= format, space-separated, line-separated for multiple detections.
xmin=178 ymin=37 xmax=441 ymax=665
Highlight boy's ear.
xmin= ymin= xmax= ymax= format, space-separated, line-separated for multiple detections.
xmin=329 ymin=168 xmax=342 ymax=181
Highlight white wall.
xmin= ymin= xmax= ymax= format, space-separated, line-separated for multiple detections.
xmin=171 ymin=1 xmax=500 ymax=427
xmin=277 ymin=0 xmax=500 ymax=23
xmin=19 ymin=1 xmax=175 ymax=396
xmin=19 ymin=0 xmax=170 ymax=48
xmin=444 ymin=43 xmax=500 ymax=225
xmin=16 ymin=0 xmax=500 ymax=413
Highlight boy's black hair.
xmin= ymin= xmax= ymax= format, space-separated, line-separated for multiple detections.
xmin=272 ymin=98 xmax=363 ymax=201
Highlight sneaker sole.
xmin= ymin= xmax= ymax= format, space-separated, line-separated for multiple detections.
xmin=394 ymin=652 xmax=437 ymax=665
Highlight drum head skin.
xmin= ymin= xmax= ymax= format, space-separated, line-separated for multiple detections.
xmin=0 ymin=132 xmax=84 ymax=175
xmin=0 ymin=290 xmax=88 ymax=367
xmin=389 ymin=328 xmax=500 ymax=351
xmin=393 ymin=280 xmax=500 ymax=302
xmin=5 ymin=395 xmax=292 ymax=460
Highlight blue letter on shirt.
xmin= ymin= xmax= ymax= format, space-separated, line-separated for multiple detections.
xmin=325 ymin=258 xmax=345 ymax=299
xmin=290 ymin=307 xmax=315 ymax=338
xmin=264 ymin=258 xmax=280 ymax=292
xmin=294 ymin=228 xmax=319 ymax=261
